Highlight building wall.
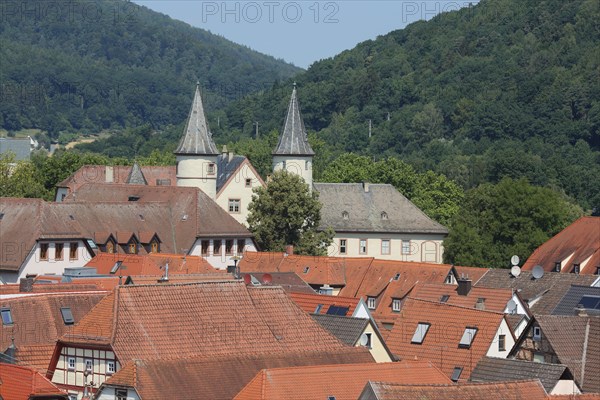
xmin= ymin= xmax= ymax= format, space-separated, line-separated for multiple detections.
xmin=189 ymin=238 xmax=257 ymax=270
xmin=52 ymin=346 xmax=120 ymax=396
xmin=551 ymin=380 xmax=581 ymax=395
xmin=96 ymin=387 xmax=140 ymax=400
xmin=272 ymin=156 xmax=313 ymax=189
xmin=176 ymin=155 xmax=218 ymax=199
xmin=514 ymin=322 xmax=560 ymax=364
xmin=0 ymin=240 xmax=93 ymax=283
xmin=327 ymin=233 xmax=445 ymax=264
xmin=216 ymin=161 xmax=265 ymax=226
xmin=358 ymin=321 xmax=393 ymax=363
xmin=486 ymin=319 xmax=516 ymax=358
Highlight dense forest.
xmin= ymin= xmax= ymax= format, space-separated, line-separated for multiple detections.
xmin=0 ymin=0 xmax=300 ymax=136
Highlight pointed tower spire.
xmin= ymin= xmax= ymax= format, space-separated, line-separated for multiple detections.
xmin=273 ymin=84 xmax=315 ymax=156
xmin=126 ymin=162 xmax=147 ymax=185
xmin=175 ymin=82 xmax=218 ymax=156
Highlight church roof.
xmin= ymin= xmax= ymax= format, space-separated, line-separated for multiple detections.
xmin=273 ymin=85 xmax=315 ymax=156
xmin=126 ymin=162 xmax=148 ymax=185
xmin=175 ymin=83 xmax=219 ymax=156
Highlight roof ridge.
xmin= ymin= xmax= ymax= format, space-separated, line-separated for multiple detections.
xmin=405 ymin=297 xmax=505 ymax=315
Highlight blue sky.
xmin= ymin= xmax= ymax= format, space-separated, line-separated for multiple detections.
xmin=133 ymin=1 xmax=479 ymax=69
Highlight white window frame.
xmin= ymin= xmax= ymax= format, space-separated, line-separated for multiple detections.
xmin=411 ymin=322 xmax=431 ymax=344
xmin=107 ymin=360 xmax=116 ymax=375
xmin=359 ymin=239 xmax=368 ymax=255
xmin=381 ymin=239 xmax=390 ymax=255
xmin=339 ymin=239 xmax=347 ymax=255
xmin=228 ymin=199 xmax=241 ymax=213
xmin=85 ymin=359 xmax=93 ymax=372
xmin=67 ymin=357 xmax=76 ymax=371
xmin=401 ymin=240 xmax=411 ymax=255
xmin=498 ymin=334 xmax=506 ymax=351
xmin=367 ymin=297 xmax=376 ymax=310
xmin=392 ymin=299 xmax=401 ymax=312
xmin=533 ymin=326 xmax=542 ymax=341
xmin=459 ymin=327 xmax=478 ymax=348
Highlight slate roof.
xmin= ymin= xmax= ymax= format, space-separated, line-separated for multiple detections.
xmin=523 ymin=217 xmax=600 ymax=274
xmin=0 ymin=137 xmax=30 ymax=161
xmin=470 ymin=356 xmax=574 ymax=393
xmin=290 ymin=292 xmax=360 ymax=316
xmin=101 ymin=351 xmax=373 ymax=400
xmin=126 ymin=162 xmax=147 ymax=185
xmin=311 ymin=314 xmax=370 ymax=346
xmin=314 ymin=183 xmax=448 ymax=234
xmin=474 ymin=269 xmax=598 ymax=315
xmin=174 ymin=83 xmax=219 ymax=155
xmin=385 ymin=298 xmax=508 ymax=381
xmin=54 ymin=282 xmax=372 ymax=367
xmin=0 ymin=364 xmax=67 ymax=399
xmin=234 ymin=360 xmax=452 ymax=400
xmin=551 ymin=285 xmax=600 ymax=316
xmin=273 ymin=85 xmax=314 ymax=156
xmin=0 ymin=187 xmax=251 ymax=271
xmin=0 ymin=293 xmax=106 ymax=372
xmin=360 ymin=380 xmax=549 ymax=400
xmin=533 ymin=315 xmax=600 ymax=393
xmin=216 ymin=152 xmax=247 ymax=192
xmin=410 ymin=283 xmax=515 ymax=313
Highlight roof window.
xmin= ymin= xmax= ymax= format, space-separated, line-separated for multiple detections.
xmin=411 ymin=322 xmax=431 ymax=344
xmin=459 ymin=327 xmax=478 ymax=348
xmin=61 ymin=307 xmax=75 ymax=325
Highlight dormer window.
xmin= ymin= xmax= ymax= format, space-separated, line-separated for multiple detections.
xmin=554 ymin=262 xmax=561 ymax=272
xmin=106 ymin=241 xmax=115 ymax=254
xmin=342 ymin=211 xmax=349 ymax=220
xmin=367 ymin=297 xmax=376 ymax=309
xmin=128 ymin=242 xmax=137 ymax=254
xmin=55 ymin=243 xmax=64 ymax=260
xmin=151 ymin=241 xmax=159 ymax=253
xmin=40 ymin=243 xmax=49 ymax=260
xmin=381 ymin=211 xmax=388 ymax=220
xmin=573 ymin=264 xmax=580 ymax=274
xmin=69 ymin=242 xmax=78 ymax=260
xmin=392 ymin=299 xmax=401 ymax=312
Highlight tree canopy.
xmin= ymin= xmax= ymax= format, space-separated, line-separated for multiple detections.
xmin=443 ymin=178 xmax=582 ymax=269
xmin=247 ymin=170 xmax=334 ymax=256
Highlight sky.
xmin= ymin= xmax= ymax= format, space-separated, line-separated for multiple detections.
xmin=133 ymin=1 xmax=479 ymax=69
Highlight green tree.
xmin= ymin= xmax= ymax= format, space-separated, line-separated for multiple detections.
xmin=443 ymin=178 xmax=583 ymax=268
xmin=0 ymin=153 xmax=47 ymax=198
xmin=247 ymin=170 xmax=334 ymax=256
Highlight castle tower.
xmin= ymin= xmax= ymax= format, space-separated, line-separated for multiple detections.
xmin=272 ymin=84 xmax=315 ymax=189
xmin=175 ymin=82 xmax=219 ymax=199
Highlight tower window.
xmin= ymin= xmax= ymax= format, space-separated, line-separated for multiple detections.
xmin=207 ymin=163 xmax=215 ymax=175
xmin=245 ymin=178 xmax=252 ymax=187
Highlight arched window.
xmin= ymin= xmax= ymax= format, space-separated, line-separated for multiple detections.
xmin=342 ymin=211 xmax=349 ymax=220
xmin=381 ymin=211 xmax=388 ymax=220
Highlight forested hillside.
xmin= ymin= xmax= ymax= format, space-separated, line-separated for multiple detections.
xmin=0 ymin=0 xmax=300 ymax=136
xmin=223 ymin=0 xmax=600 ymax=211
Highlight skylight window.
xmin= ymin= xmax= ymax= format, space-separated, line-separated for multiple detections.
xmin=1 ymin=308 xmax=13 ymax=326
xmin=440 ymin=295 xmax=450 ymax=303
xmin=411 ymin=322 xmax=431 ymax=344
xmin=578 ymin=295 xmax=600 ymax=310
xmin=327 ymin=306 xmax=350 ymax=316
xmin=393 ymin=273 xmax=400 ymax=281
xmin=61 ymin=307 xmax=75 ymax=325
xmin=451 ymin=367 xmax=463 ymax=382
xmin=314 ymin=304 xmax=323 ymax=314
xmin=303 ymin=266 xmax=310 ymax=274
xmin=459 ymin=327 xmax=478 ymax=348
xmin=0 ymin=212 xmax=4 ymax=220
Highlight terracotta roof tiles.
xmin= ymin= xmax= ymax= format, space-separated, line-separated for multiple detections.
xmin=289 ymin=292 xmax=359 ymax=316
xmin=234 ymin=360 xmax=452 ymax=400
xmin=410 ymin=283 xmax=514 ymax=313
xmin=0 ymin=364 xmax=67 ymax=399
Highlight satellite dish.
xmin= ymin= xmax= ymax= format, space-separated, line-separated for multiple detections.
xmin=262 ymin=273 xmax=272 ymax=284
xmin=510 ymin=266 xmax=521 ymax=278
xmin=243 ymin=274 xmax=252 ymax=285
xmin=507 ymin=299 xmax=517 ymax=314
xmin=532 ymin=265 xmax=544 ymax=280
xmin=511 ymin=255 xmax=520 ymax=266
xmin=359 ymin=333 xmax=369 ymax=346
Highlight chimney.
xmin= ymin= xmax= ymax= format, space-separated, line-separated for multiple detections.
xmin=105 ymin=166 xmax=114 ymax=183
xmin=576 ymin=304 xmax=588 ymax=317
xmin=19 ymin=277 xmax=34 ymax=293
xmin=457 ymin=277 xmax=472 ymax=296
xmin=475 ymin=298 xmax=486 ymax=310
xmin=228 ymin=152 xmax=234 ymax=162
xmin=362 ymin=182 xmax=370 ymax=192
xmin=285 ymin=245 xmax=294 ymax=256
xmin=221 ymin=144 xmax=228 ymax=157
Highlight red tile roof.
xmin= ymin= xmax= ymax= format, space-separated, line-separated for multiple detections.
xmin=55 ymin=282 xmax=372 ymax=367
xmin=523 ymin=217 xmax=600 ymax=274
xmin=84 ymin=252 xmax=219 ymax=275
xmin=0 ymin=282 xmax=106 ymax=295
xmin=362 ymin=380 xmax=549 ymax=400
xmin=0 ymin=364 xmax=67 ymax=400
xmin=234 ymin=360 xmax=452 ymax=400
xmin=289 ymin=292 xmax=360 ymax=316
xmin=101 ymin=351 xmax=374 ymax=400
xmin=12 ymin=344 xmax=58 ymax=374
xmin=410 ymin=283 xmax=514 ymax=313
xmin=385 ymin=298 xmax=508 ymax=381
xmin=56 ymin=165 xmax=176 ymax=191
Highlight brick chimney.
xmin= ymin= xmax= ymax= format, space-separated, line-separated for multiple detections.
xmin=19 ymin=277 xmax=34 ymax=293
xmin=457 ymin=277 xmax=472 ymax=296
